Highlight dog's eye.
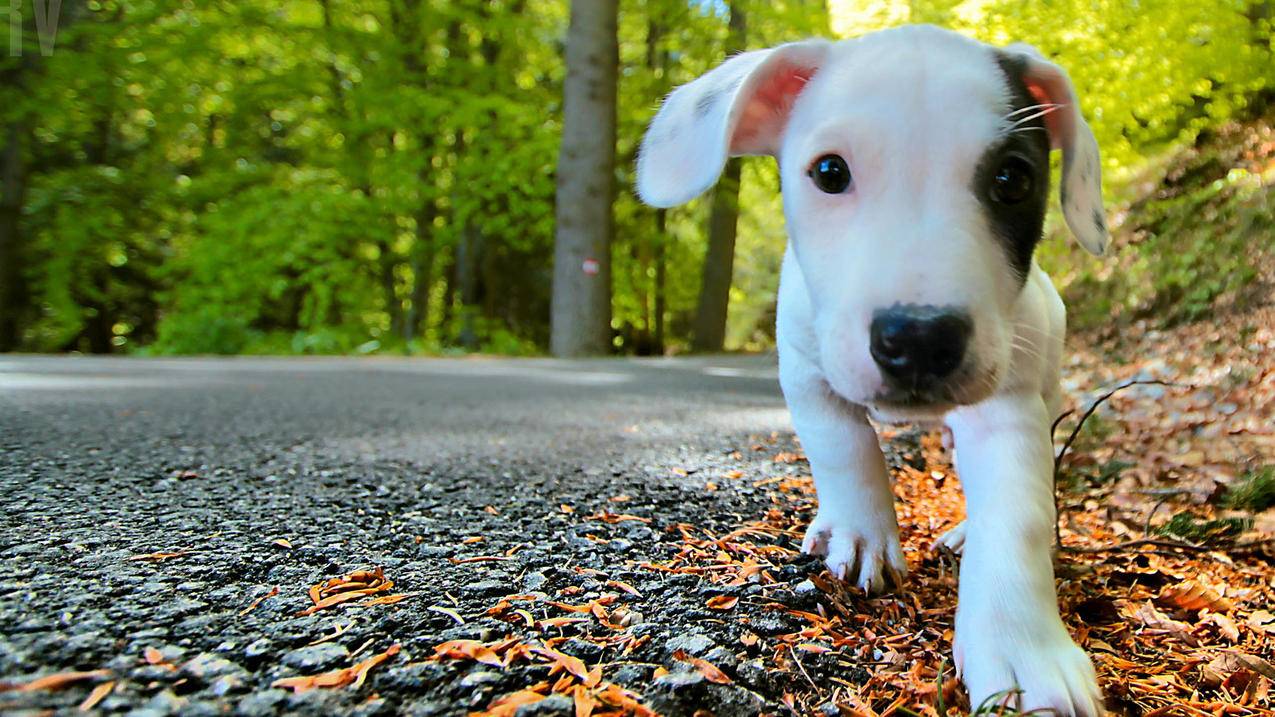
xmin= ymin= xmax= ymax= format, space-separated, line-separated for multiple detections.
xmin=991 ymin=156 xmax=1034 ymax=204
xmin=808 ymin=154 xmax=852 ymax=194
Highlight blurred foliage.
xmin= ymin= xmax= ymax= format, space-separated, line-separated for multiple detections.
xmin=2 ymin=0 xmax=1271 ymax=354
xmin=1224 ymin=465 xmax=1275 ymax=511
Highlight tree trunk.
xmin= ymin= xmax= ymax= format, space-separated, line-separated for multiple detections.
xmin=691 ymin=3 xmax=746 ymax=353
xmin=550 ymin=0 xmax=618 ymax=357
xmin=0 ymin=120 xmax=26 ymax=352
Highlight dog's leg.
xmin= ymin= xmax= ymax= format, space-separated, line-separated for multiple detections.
xmin=779 ymin=352 xmax=906 ymax=593
xmin=947 ymin=394 xmax=1103 ymax=716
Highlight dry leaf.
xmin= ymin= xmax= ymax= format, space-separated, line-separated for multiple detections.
xmin=433 ymin=640 xmax=503 ymax=667
xmin=78 ymin=680 xmax=114 ymax=711
xmin=359 ymin=593 xmax=412 ymax=607
xmin=672 ymin=649 xmax=732 ymax=684
xmin=271 ymin=538 xmax=292 ymax=549
xmin=1247 ymin=610 xmax=1275 ymax=635
xmin=605 ymin=580 xmax=642 ymax=597
xmin=705 ymin=595 xmax=738 ymax=611
xmin=298 ymin=567 xmax=394 ymax=616
xmin=126 ymin=549 xmax=194 ymax=562
xmin=3 ymin=669 xmax=112 ymax=693
xmin=271 ymin=643 xmax=400 ymax=693
xmin=143 ymin=647 xmax=166 ymax=665
xmin=471 ymin=689 xmax=545 ymax=717
xmin=239 ymin=586 xmax=279 ymax=616
xmin=573 ymin=684 xmax=596 ymax=717
xmin=1157 ymin=580 xmax=1235 ymax=613
xmin=1202 ymin=612 xmax=1241 ymax=642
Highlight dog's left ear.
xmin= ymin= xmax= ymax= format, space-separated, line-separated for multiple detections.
xmin=1002 ymin=44 xmax=1109 ymax=256
xmin=636 ymin=40 xmax=832 ymax=208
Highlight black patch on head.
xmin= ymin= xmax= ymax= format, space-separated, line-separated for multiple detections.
xmin=1092 ymin=208 xmax=1106 ymax=234
xmin=974 ymin=51 xmax=1052 ymax=283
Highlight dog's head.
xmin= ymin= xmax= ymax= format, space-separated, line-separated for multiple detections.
xmin=637 ymin=25 xmax=1106 ymax=414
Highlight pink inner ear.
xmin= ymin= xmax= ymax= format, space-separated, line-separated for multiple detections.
xmin=1024 ymin=79 xmax=1069 ymax=150
xmin=730 ymin=63 xmax=818 ymax=155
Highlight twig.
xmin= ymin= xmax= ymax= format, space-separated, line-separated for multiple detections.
xmin=1051 ymin=379 xmax=1184 ymax=548
xmin=1061 ymin=536 xmax=1274 ymax=554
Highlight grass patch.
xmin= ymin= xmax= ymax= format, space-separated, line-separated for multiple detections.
xmin=1223 ymin=466 xmax=1275 ymax=512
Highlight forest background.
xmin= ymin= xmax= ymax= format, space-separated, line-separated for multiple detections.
xmin=0 ymin=0 xmax=1271 ymax=357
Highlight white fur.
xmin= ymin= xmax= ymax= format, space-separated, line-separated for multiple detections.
xmin=636 ymin=25 xmax=1108 ymax=716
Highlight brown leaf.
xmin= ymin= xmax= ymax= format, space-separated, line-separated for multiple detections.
xmin=298 ymin=567 xmax=394 ymax=616
xmin=471 ymin=689 xmax=545 ymax=717
xmin=1201 ymin=651 xmax=1275 ymax=686
xmin=672 ymin=650 xmax=732 ymax=685
xmin=78 ymin=680 xmax=114 ymax=711
xmin=433 ymin=639 xmax=503 ymax=667
xmin=271 ymin=644 xmax=400 ymax=693
xmin=705 ymin=595 xmax=738 ymax=611
xmin=605 ymin=580 xmax=642 ymax=597
xmin=573 ymin=684 xmax=597 ymax=717
xmin=1247 ymin=609 xmax=1275 ymax=635
xmin=359 ymin=593 xmax=412 ymax=607
xmin=534 ymin=647 xmax=589 ymax=681
xmin=1202 ymin=612 xmax=1241 ymax=642
xmin=239 ymin=586 xmax=280 ymax=616
xmin=143 ymin=647 xmax=166 ymax=665
xmin=3 ymin=669 xmax=112 ymax=693
xmin=1157 ymin=580 xmax=1235 ymax=613
xmin=271 ymin=539 xmax=292 ymax=549
xmin=126 ymin=549 xmax=194 ymax=562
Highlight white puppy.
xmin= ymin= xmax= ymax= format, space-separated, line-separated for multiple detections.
xmin=636 ymin=25 xmax=1107 ymax=716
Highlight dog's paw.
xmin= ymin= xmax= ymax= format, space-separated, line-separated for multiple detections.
xmin=956 ymin=622 xmax=1104 ymax=717
xmin=932 ymin=520 xmax=966 ymax=554
xmin=801 ymin=508 xmax=906 ymax=593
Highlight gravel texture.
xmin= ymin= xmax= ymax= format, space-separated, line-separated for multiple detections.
xmin=0 ymin=355 xmax=887 ymax=715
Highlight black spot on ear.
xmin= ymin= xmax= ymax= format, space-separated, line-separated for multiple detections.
xmin=977 ymin=50 xmax=1052 ymax=284
xmin=695 ymin=86 xmax=723 ymax=118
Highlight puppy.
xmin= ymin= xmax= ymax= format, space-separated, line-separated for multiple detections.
xmin=636 ymin=25 xmax=1107 ymax=716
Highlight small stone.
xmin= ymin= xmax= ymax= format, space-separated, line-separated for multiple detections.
xmin=282 ymin=642 xmax=348 ymax=672
xmin=459 ymin=670 xmax=502 ymax=688
xmin=181 ymin=652 xmax=244 ymax=681
xmin=653 ymin=668 xmax=705 ymax=689
xmin=522 ymin=571 xmax=548 ymax=592
xmin=664 ymin=632 xmax=715 ymax=657
xmin=514 ymin=693 xmax=573 ymax=716
xmin=464 ymin=580 xmax=508 ymax=598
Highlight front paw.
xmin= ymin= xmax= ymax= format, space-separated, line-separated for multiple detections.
xmin=801 ymin=507 xmax=906 ymax=593
xmin=955 ymin=620 xmax=1104 ymax=717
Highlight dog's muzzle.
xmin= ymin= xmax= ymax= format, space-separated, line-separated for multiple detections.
xmin=869 ymin=305 xmax=972 ymax=403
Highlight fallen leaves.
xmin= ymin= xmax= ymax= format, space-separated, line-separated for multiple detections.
xmin=238 ymin=586 xmax=279 ymax=616
xmin=671 ymin=650 xmax=732 ymax=684
xmin=0 ymin=669 xmax=112 ymax=693
xmin=704 ymin=595 xmax=738 ymax=611
xmin=125 ymin=548 xmax=196 ymax=562
xmin=271 ymin=644 xmax=400 ymax=693
xmin=1157 ymin=579 xmax=1236 ymax=612
xmin=78 ymin=680 xmax=114 ymax=711
xmin=297 ymin=567 xmax=393 ymax=616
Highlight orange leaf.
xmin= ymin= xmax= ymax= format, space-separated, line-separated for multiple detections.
xmin=239 ymin=586 xmax=280 ymax=616
xmin=471 ymin=689 xmax=545 ymax=717
xmin=605 ymin=580 xmax=642 ymax=598
xmin=78 ymin=680 xmax=114 ymax=711
xmin=7 ymin=670 xmax=111 ymax=693
xmin=573 ymin=684 xmax=597 ymax=717
xmin=360 ymin=593 xmax=412 ymax=607
xmin=143 ymin=647 xmax=165 ymax=665
xmin=272 ymin=644 xmax=399 ymax=693
xmin=672 ymin=650 xmax=732 ymax=684
xmin=433 ymin=640 xmax=504 ymax=667
xmin=272 ymin=538 xmax=292 ymax=549
xmin=1157 ymin=580 xmax=1234 ymax=613
xmin=535 ymin=647 xmax=589 ymax=681
xmin=705 ymin=595 xmax=738 ymax=611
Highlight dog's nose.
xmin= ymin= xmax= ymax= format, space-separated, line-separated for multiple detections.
xmin=869 ymin=306 xmax=972 ymax=384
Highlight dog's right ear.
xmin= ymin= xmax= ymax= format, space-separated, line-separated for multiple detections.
xmin=636 ymin=40 xmax=832 ymax=208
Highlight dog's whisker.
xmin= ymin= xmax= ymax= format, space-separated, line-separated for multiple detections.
xmin=1006 ymin=104 xmax=1064 ymax=131
xmin=1002 ymin=102 xmax=1062 ymax=120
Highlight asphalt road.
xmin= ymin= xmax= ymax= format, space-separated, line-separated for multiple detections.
xmin=0 ymin=355 xmax=847 ymax=716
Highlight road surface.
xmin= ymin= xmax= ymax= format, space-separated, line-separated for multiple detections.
xmin=0 ymin=355 xmax=860 ymax=715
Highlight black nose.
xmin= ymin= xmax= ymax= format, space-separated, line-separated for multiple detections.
xmin=869 ymin=306 xmax=972 ymax=385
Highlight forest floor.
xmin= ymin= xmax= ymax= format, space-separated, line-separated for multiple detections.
xmin=1 ymin=307 xmax=1272 ymax=717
